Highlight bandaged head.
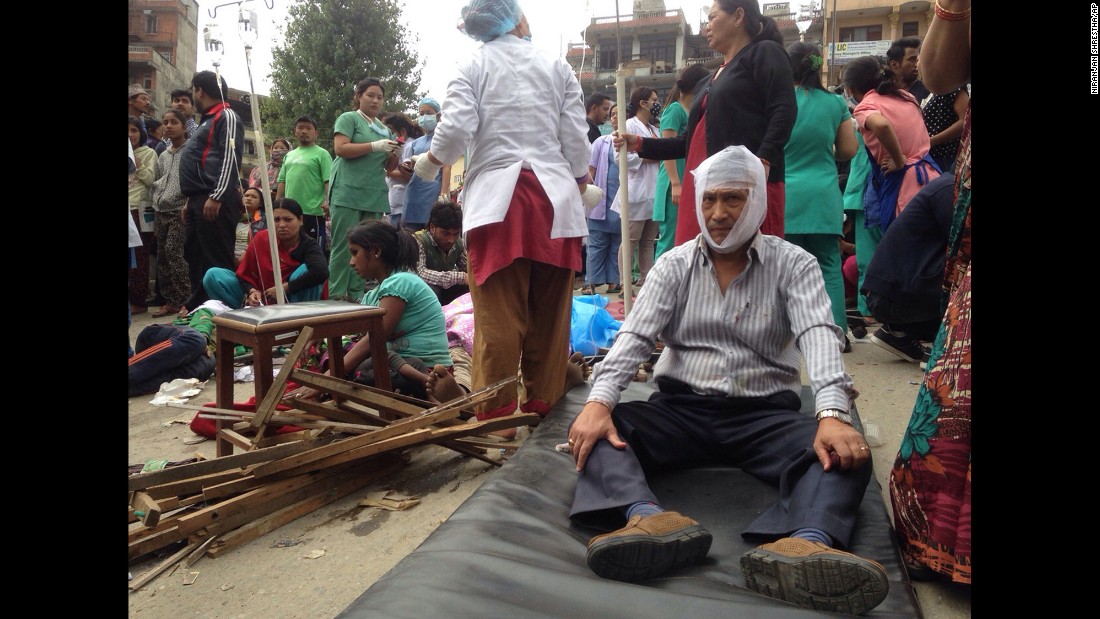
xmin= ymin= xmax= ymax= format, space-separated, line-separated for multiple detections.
xmin=691 ymin=145 xmax=766 ymax=253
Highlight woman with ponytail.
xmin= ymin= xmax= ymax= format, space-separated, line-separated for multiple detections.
xmin=783 ymin=42 xmax=858 ymax=347
xmin=843 ymin=55 xmax=940 ymax=232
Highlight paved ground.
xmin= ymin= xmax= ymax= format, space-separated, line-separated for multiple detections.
xmin=127 ymin=291 xmax=970 ymax=618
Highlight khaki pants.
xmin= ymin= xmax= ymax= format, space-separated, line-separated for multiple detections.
xmin=469 ymin=258 xmax=573 ymax=419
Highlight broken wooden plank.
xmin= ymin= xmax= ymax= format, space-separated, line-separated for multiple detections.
xmin=130 ymin=492 xmax=162 ymax=527
xmin=218 ymin=428 xmax=254 ymax=451
xmin=289 ymin=397 xmax=390 ymax=426
xmin=250 ymin=326 xmax=315 ymax=439
xmin=129 ymin=526 xmax=185 ymax=562
xmin=205 ymin=456 xmax=404 ymax=558
xmin=128 ymin=439 xmax=321 ymax=492
xmin=196 ymin=455 xmax=402 ymax=541
xmin=438 ymin=440 xmax=504 ymax=467
xmin=175 ymin=468 xmax=345 ymax=538
xmin=252 ymin=429 xmax=433 ymax=479
xmin=129 ymin=540 xmax=200 ymax=591
xmin=144 ymin=469 xmax=249 ymax=501
xmin=287 ymin=369 xmax=427 ymax=418
xmin=183 ymin=534 xmax=220 ymax=568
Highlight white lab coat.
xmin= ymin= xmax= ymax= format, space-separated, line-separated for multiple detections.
xmin=430 ymin=35 xmax=590 ymax=239
xmin=609 ymin=115 xmax=660 ymax=221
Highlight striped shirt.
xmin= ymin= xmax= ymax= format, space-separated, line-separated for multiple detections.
xmin=588 ymin=233 xmax=854 ymax=414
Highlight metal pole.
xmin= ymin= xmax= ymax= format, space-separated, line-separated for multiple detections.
xmin=829 ymin=0 xmax=839 ymax=87
xmin=614 ymin=0 xmax=633 ymax=315
xmin=244 ymin=42 xmax=286 ymax=304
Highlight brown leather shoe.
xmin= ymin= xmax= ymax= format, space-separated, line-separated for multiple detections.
xmin=586 ymin=511 xmax=712 ymax=582
xmin=739 ymin=537 xmax=889 ymax=615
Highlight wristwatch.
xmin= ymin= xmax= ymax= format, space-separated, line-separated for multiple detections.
xmin=816 ymin=409 xmax=853 ymax=425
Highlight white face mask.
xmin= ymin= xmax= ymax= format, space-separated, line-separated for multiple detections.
xmin=418 ymin=114 xmax=438 ymax=133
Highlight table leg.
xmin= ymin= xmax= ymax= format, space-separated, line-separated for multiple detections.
xmin=215 ymin=334 xmax=238 ymax=457
xmin=369 ymin=315 xmax=392 ymax=393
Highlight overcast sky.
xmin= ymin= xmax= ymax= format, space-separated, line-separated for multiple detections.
xmin=195 ymin=0 xmax=729 ymax=109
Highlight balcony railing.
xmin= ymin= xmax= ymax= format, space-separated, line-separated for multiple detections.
xmin=590 ymin=9 xmax=683 ymax=26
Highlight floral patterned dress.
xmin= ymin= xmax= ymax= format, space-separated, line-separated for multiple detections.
xmin=889 ymin=103 xmax=971 ymax=584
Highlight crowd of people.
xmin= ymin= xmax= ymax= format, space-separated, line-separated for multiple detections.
xmin=128 ymin=0 xmax=971 ymax=610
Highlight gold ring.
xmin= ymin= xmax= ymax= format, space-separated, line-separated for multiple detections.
xmin=568 ymin=438 xmax=576 ymax=446
xmin=860 ymin=446 xmax=868 ymax=451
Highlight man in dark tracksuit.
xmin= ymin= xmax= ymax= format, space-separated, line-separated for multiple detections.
xmin=178 ymin=70 xmax=245 ymax=311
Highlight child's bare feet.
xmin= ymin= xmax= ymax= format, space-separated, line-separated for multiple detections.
xmin=564 ymin=351 xmax=591 ymax=392
xmin=425 ymin=364 xmax=467 ymax=404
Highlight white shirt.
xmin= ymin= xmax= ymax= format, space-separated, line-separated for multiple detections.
xmin=430 ymin=35 xmax=590 ymax=239
xmin=610 ymin=115 xmax=660 ymax=221
xmin=588 ymin=233 xmax=855 ymax=414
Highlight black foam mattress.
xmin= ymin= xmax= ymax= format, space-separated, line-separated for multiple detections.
xmin=338 ymin=382 xmax=923 ymax=618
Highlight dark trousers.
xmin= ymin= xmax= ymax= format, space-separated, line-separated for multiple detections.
xmin=569 ymin=385 xmax=871 ymax=548
xmin=429 ymin=283 xmax=470 ymax=306
xmin=183 ymin=192 xmax=243 ymax=309
xmin=302 ymin=214 xmax=326 ymax=253
xmin=128 ymin=324 xmax=214 ymax=396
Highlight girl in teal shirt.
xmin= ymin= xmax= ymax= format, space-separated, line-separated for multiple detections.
xmin=345 ymin=221 xmax=451 ymax=397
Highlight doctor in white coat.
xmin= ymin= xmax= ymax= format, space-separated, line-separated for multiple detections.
xmin=412 ymin=0 xmax=600 ymax=432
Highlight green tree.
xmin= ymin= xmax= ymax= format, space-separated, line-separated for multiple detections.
xmin=264 ymin=0 xmax=423 ymax=152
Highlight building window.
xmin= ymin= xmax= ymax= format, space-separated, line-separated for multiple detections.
xmin=143 ymin=74 xmax=153 ymax=90
xmin=245 ymin=140 xmax=256 ymax=156
xmin=598 ymin=38 xmax=631 ymax=70
xmin=902 ymin=21 xmax=918 ymax=37
xmin=839 ymin=25 xmax=882 ymax=42
xmin=146 ymin=14 xmax=158 ymax=33
xmin=639 ymin=37 xmax=675 ymax=65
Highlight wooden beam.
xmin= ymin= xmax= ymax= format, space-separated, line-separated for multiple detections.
xmin=252 ymin=429 xmax=433 ymax=479
xmin=438 ymin=440 xmax=504 ymax=467
xmin=128 ymin=439 xmax=320 ymax=492
xmin=288 ymin=369 xmax=427 ymax=418
xmin=129 ymin=540 xmax=200 ymax=591
xmin=250 ymin=326 xmax=315 ymax=439
xmin=175 ymin=468 xmax=343 ymax=537
xmin=183 ymin=534 xmax=220 ymax=568
xmin=218 ymin=428 xmax=254 ymax=451
xmin=288 ymin=397 xmax=389 ymax=426
xmin=196 ymin=455 xmax=404 ymax=541
xmin=130 ymin=492 xmax=162 ymax=527
xmin=205 ymin=457 xmax=404 ymax=558
xmin=129 ymin=526 xmax=184 ymax=562
xmin=144 ymin=470 xmax=247 ymax=500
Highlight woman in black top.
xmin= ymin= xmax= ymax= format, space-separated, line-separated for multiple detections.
xmin=616 ymin=0 xmax=796 ymax=245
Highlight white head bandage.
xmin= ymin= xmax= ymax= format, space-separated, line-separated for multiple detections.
xmin=692 ymin=145 xmax=766 ymax=253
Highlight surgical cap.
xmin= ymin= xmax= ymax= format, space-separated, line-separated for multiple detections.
xmin=419 ymin=97 xmax=441 ymax=113
xmin=691 ymin=145 xmax=766 ymax=253
xmin=460 ymin=0 xmax=523 ymax=42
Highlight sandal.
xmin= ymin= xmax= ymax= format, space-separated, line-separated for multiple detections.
xmin=605 ymin=284 xmax=622 ymax=294
xmin=579 ymin=284 xmax=595 ymax=295
xmin=151 ymin=305 xmax=181 ymax=318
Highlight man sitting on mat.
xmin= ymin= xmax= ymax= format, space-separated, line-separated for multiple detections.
xmin=566 ymin=145 xmax=889 ymax=615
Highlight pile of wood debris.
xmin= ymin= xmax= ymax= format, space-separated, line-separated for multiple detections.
xmin=128 ymin=349 xmax=529 ymax=592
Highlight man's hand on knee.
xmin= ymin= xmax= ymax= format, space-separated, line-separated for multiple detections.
xmin=568 ymin=401 xmax=626 ymax=473
xmin=813 ymin=418 xmax=871 ymax=472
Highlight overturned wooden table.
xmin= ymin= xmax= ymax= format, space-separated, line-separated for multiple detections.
xmin=212 ymin=300 xmax=390 ymax=456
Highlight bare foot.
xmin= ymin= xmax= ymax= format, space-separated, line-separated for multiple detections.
xmin=564 ymin=352 xmax=590 ymax=392
xmin=425 ymin=364 xmax=467 ymax=404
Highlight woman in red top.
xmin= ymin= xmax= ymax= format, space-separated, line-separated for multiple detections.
xmin=200 ymin=198 xmax=328 ymax=308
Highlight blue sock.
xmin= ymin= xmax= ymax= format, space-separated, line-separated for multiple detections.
xmin=624 ymin=501 xmax=664 ymax=519
xmin=792 ymin=527 xmax=833 ymax=547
